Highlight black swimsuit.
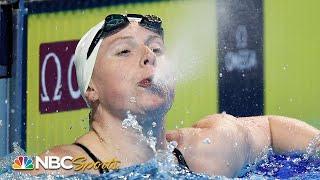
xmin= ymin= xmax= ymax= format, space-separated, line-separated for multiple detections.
xmin=74 ymin=142 xmax=189 ymax=174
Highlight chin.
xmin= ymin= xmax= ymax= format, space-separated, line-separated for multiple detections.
xmin=136 ymin=94 xmax=166 ymax=112
xmin=132 ymin=87 xmax=174 ymax=114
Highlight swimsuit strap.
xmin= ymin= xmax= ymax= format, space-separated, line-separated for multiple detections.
xmin=173 ymin=148 xmax=190 ymax=169
xmin=73 ymin=143 xmax=189 ymax=173
xmin=73 ymin=142 xmax=109 ymax=174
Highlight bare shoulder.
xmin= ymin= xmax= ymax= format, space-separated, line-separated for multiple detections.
xmin=40 ymin=144 xmax=83 ymax=157
xmin=42 ymin=131 xmax=95 ymax=158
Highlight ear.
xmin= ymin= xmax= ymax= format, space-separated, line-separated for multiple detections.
xmin=84 ymin=81 xmax=99 ymax=105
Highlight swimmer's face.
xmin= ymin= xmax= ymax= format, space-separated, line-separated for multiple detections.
xmin=87 ymin=22 xmax=174 ymax=117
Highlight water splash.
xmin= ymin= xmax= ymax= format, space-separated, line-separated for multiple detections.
xmin=0 ymin=142 xmax=26 ymax=174
xmin=121 ymin=111 xmax=180 ymax=173
xmin=121 ymin=111 xmax=143 ymax=134
xmin=152 ymin=122 xmax=157 ymax=127
xmin=304 ymin=133 xmax=320 ymax=159
xmin=154 ymin=141 xmax=178 ymax=173
xmin=153 ymin=56 xmax=176 ymax=87
xmin=121 ymin=111 xmax=157 ymax=153
xmin=153 ymin=54 xmax=210 ymax=88
xmin=239 ymin=136 xmax=320 ymax=179
xmin=1 ymin=142 xmax=320 ymax=179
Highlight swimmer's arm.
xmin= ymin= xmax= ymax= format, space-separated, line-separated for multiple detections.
xmin=239 ymin=115 xmax=320 ymax=161
xmin=167 ymin=114 xmax=253 ymax=177
xmin=237 ymin=116 xmax=271 ymax=163
xmin=267 ymin=115 xmax=320 ymax=153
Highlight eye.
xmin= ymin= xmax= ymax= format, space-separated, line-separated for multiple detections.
xmin=116 ymin=49 xmax=131 ymax=56
xmin=152 ymin=48 xmax=163 ymax=55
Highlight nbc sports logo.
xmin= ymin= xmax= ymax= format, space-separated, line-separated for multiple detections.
xmin=11 ymin=155 xmax=120 ymax=171
xmin=11 ymin=155 xmax=73 ymax=170
xmin=12 ymin=156 xmax=34 ymax=170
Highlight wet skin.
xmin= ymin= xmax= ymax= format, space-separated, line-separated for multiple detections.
xmin=25 ymin=22 xmax=320 ymax=177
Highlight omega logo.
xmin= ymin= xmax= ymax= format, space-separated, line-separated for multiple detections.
xmin=40 ymin=52 xmax=80 ymax=103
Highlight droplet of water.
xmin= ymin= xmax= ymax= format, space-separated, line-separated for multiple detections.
xmin=147 ymin=130 xmax=153 ymax=137
xmin=226 ymin=161 xmax=231 ymax=167
xmin=152 ymin=122 xmax=157 ymax=127
xmin=292 ymin=157 xmax=301 ymax=165
xmin=129 ymin=97 xmax=136 ymax=103
xmin=4 ymin=99 xmax=8 ymax=104
xmin=167 ymin=141 xmax=178 ymax=152
xmin=121 ymin=111 xmax=142 ymax=133
xmin=283 ymin=64 xmax=288 ymax=70
xmin=304 ymin=133 xmax=320 ymax=159
xmin=234 ymin=142 xmax=238 ymax=147
xmin=148 ymin=136 xmax=157 ymax=152
xmin=219 ymin=73 xmax=223 ymax=78
xmin=141 ymin=174 xmax=151 ymax=178
xmin=10 ymin=109 xmax=15 ymax=113
xmin=202 ymin=137 xmax=212 ymax=144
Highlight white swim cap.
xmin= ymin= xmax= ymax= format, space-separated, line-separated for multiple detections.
xmin=74 ymin=14 xmax=163 ymax=104
xmin=74 ymin=20 xmax=104 ymax=104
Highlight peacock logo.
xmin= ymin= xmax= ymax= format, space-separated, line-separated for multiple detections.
xmin=12 ymin=156 xmax=34 ymax=170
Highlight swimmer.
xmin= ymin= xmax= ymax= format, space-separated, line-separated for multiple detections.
xmin=26 ymin=14 xmax=320 ymax=177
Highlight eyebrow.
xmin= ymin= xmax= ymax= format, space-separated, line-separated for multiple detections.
xmin=108 ymin=35 xmax=163 ymax=49
xmin=145 ymin=35 xmax=163 ymax=45
xmin=109 ymin=36 xmax=135 ymax=45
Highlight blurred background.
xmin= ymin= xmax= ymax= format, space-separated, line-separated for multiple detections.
xmin=0 ymin=0 xmax=319 ymax=156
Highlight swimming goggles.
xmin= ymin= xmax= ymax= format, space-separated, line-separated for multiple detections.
xmin=87 ymin=14 xmax=164 ymax=59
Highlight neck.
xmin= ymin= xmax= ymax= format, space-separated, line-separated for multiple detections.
xmin=90 ymin=105 xmax=167 ymax=165
xmin=136 ymin=109 xmax=167 ymax=149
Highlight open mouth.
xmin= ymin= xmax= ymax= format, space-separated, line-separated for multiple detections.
xmin=138 ymin=75 xmax=167 ymax=97
xmin=138 ymin=75 xmax=154 ymax=88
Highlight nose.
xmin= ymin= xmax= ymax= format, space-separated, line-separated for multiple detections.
xmin=140 ymin=46 xmax=157 ymax=67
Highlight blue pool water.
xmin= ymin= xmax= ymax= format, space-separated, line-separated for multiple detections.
xmin=239 ymin=151 xmax=320 ymax=179
xmin=1 ymin=148 xmax=320 ymax=179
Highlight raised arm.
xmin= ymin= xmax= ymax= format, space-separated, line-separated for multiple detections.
xmin=238 ymin=115 xmax=320 ymax=162
xmin=267 ymin=115 xmax=319 ymax=153
xmin=166 ymin=114 xmax=320 ymax=177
